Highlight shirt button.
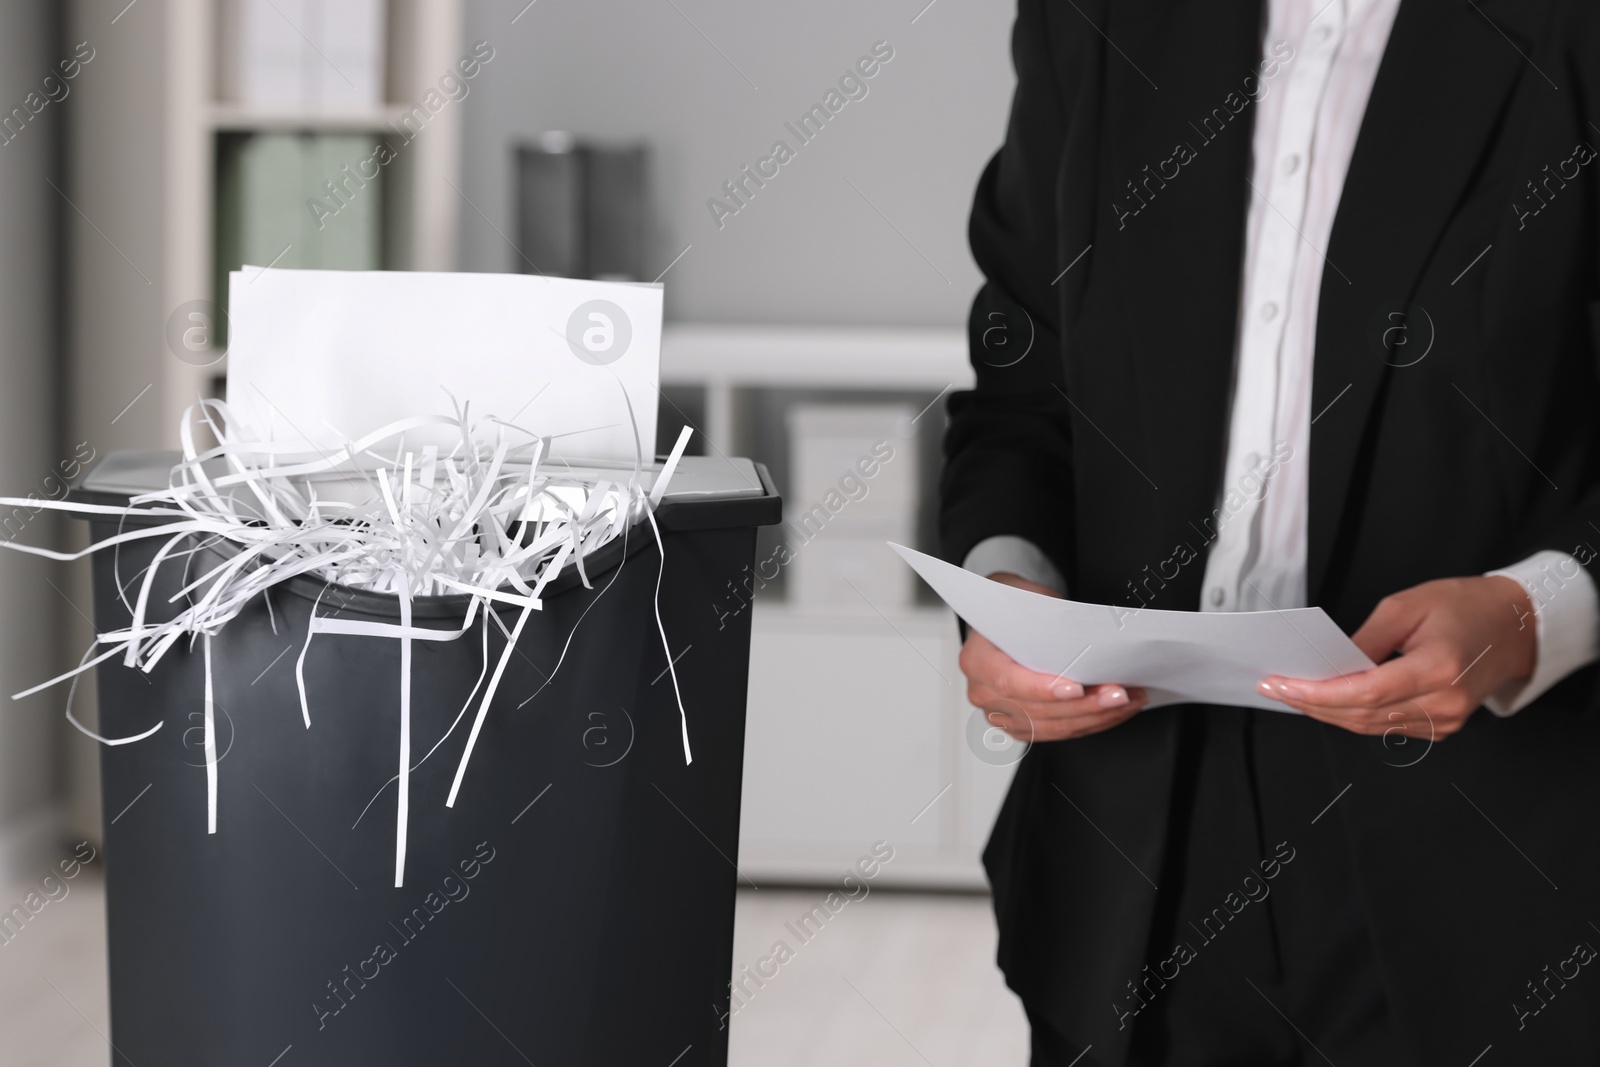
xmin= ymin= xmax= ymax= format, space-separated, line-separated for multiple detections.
xmin=1261 ymin=302 xmax=1279 ymax=321
xmin=1243 ymin=451 xmax=1260 ymax=469
xmin=1313 ymin=24 xmax=1334 ymax=43
xmin=1210 ymin=587 xmax=1225 ymax=606
xmin=1282 ymin=153 xmax=1301 ymax=176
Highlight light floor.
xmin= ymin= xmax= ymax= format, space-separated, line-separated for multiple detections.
xmin=727 ymin=887 xmax=1028 ymax=1066
xmin=0 ymin=874 xmax=1027 ymax=1066
xmin=0 ymin=869 xmax=110 ymax=1067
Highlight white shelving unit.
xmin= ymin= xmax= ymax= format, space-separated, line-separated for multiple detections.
xmin=664 ymin=325 xmax=1008 ymax=889
xmin=663 ymin=322 xmax=973 ymax=455
xmin=743 ymin=601 xmax=1020 ymax=889
xmin=206 ymin=103 xmax=416 ymax=132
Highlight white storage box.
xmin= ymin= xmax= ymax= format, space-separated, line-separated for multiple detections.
xmin=785 ymin=403 xmax=917 ymax=607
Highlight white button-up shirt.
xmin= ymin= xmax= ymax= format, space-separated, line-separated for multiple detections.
xmin=1200 ymin=0 xmax=1396 ymax=617
xmin=963 ymin=0 xmax=1599 ymax=714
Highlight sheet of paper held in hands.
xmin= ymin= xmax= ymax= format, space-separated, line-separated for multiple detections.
xmin=226 ymin=268 xmax=662 ymax=464
xmin=890 ymin=544 xmax=1375 ymax=713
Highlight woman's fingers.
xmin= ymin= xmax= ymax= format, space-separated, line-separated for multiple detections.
xmin=970 ymin=683 xmax=1146 ymax=721
xmin=960 ymin=629 xmax=1086 ymax=701
xmin=974 ymin=685 xmax=1150 ymax=741
xmin=961 ymin=625 xmax=1148 ymax=742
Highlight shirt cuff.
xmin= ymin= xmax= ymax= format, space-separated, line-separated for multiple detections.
xmin=1483 ymin=550 xmax=1600 ymax=716
xmin=961 ymin=536 xmax=1066 ymax=595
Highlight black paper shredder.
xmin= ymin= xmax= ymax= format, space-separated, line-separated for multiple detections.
xmin=72 ymin=450 xmax=780 ymax=1067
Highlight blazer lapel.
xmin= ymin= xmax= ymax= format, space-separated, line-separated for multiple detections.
xmin=1108 ymin=0 xmax=1266 ymax=545
xmin=1308 ymin=0 xmax=1537 ymax=604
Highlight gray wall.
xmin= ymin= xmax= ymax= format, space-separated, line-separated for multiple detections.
xmin=0 ymin=0 xmax=65 ymax=876
xmin=459 ymin=0 xmax=1018 ymax=325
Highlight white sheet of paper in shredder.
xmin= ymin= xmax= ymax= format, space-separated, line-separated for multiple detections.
xmin=224 ymin=267 xmax=662 ymax=465
xmin=890 ymin=543 xmax=1376 ymax=712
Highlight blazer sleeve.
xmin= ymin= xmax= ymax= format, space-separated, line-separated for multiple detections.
xmin=939 ymin=0 xmax=1096 ymax=575
xmin=1522 ymin=6 xmax=1600 ymax=613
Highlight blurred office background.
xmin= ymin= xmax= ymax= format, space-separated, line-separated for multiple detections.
xmin=0 ymin=1 xmax=1027 ymax=1062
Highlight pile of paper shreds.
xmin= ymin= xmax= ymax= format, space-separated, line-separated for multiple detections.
xmin=0 ymin=399 xmax=695 ymax=886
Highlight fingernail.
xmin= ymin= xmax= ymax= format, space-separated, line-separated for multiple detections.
xmin=1052 ymin=682 xmax=1084 ymax=700
xmin=1260 ymin=677 xmax=1303 ymax=700
xmin=1099 ymin=687 xmax=1128 ymax=709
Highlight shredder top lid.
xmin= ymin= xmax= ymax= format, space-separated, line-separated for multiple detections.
xmin=72 ymin=450 xmax=780 ymax=532
xmin=67 ymin=450 xmax=780 ymax=617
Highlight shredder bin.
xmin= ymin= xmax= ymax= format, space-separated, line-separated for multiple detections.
xmin=72 ymin=450 xmax=780 ymax=1067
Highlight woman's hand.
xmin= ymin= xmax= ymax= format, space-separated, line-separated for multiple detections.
xmin=1257 ymin=575 xmax=1537 ymax=740
xmin=959 ymin=572 xmax=1148 ymax=743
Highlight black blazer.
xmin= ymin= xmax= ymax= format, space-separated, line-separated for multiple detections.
xmin=941 ymin=0 xmax=1600 ymax=1062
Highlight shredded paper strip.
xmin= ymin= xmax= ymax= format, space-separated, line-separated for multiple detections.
xmin=0 ymin=400 xmax=696 ymax=887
